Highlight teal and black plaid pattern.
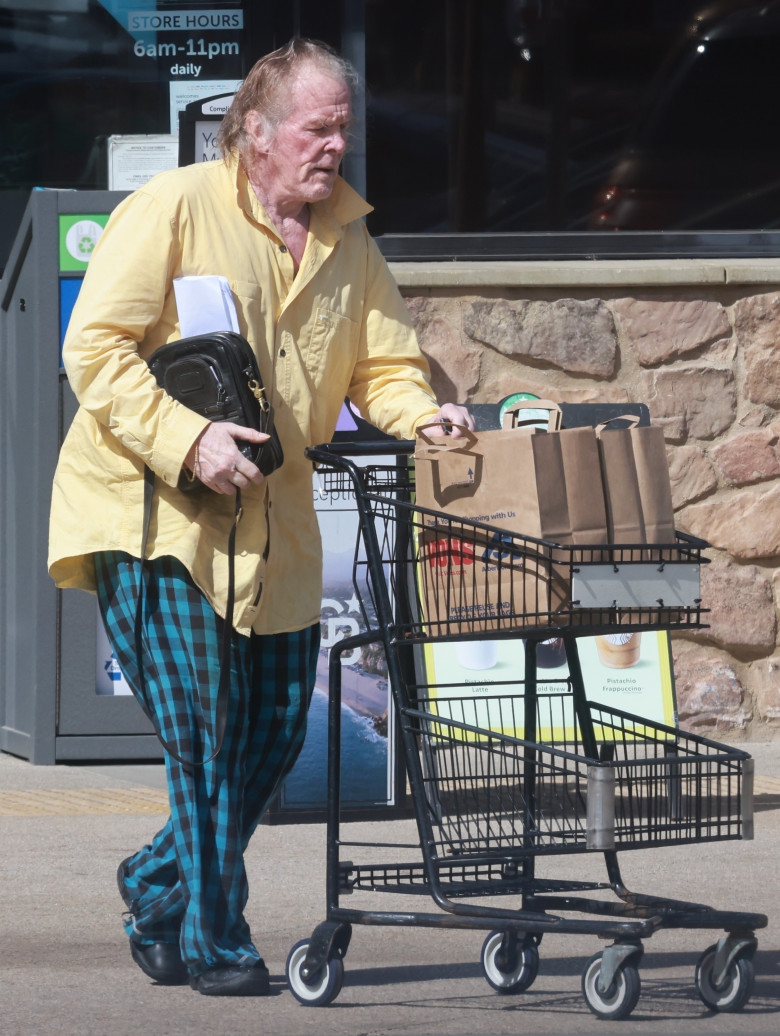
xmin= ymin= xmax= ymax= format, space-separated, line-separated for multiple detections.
xmin=95 ymin=551 xmax=319 ymax=976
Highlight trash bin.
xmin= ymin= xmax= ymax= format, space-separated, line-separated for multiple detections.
xmin=0 ymin=188 xmax=162 ymax=763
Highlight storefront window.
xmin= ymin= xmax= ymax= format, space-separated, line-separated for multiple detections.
xmin=1 ymin=0 xmax=779 ymax=272
xmin=0 ymin=0 xmax=341 ymax=269
xmin=363 ymin=0 xmax=780 ymax=237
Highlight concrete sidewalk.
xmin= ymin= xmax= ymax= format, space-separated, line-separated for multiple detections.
xmin=1 ymin=744 xmax=779 ymax=1036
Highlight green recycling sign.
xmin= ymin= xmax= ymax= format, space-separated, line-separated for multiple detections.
xmin=58 ymin=213 xmax=111 ymax=271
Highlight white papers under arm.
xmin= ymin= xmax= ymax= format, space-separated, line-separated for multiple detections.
xmin=173 ymin=275 xmax=240 ymax=337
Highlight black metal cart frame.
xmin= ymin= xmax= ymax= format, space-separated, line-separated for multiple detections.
xmin=285 ymin=443 xmax=767 ymax=1019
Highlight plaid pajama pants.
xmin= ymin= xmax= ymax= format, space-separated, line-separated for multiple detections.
xmin=95 ymin=551 xmax=319 ymax=976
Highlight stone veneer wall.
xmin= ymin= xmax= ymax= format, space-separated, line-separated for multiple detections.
xmin=390 ymin=257 xmax=780 ymax=741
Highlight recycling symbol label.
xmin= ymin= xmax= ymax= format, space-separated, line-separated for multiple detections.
xmin=65 ymin=220 xmax=103 ymax=262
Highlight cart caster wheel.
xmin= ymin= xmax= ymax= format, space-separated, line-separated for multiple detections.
xmin=695 ymin=944 xmax=755 ymax=1013
xmin=286 ymin=939 xmax=345 ymax=1006
xmin=481 ymin=931 xmax=540 ymax=994
xmin=582 ymin=952 xmax=641 ymax=1021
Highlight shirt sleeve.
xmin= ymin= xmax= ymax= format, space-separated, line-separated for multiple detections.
xmin=61 ymin=187 xmax=208 ymax=486
xmin=346 ymin=230 xmax=441 ymax=440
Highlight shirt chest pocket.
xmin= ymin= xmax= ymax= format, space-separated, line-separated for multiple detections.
xmin=303 ymin=307 xmax=358 ymax=387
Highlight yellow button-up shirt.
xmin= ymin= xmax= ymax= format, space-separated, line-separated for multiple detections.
xmin=48 ymin=155 xmax=440 ymax=635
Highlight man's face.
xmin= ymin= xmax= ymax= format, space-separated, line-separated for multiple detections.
xmin=259 ymin=66 xmax=352 ymax=206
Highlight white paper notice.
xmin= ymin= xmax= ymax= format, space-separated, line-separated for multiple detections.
xmin=108 ymin=135 xmax=179 ymax=190
xmin=173 ymin=275 xmax=240 ymax=337
xmin=170 ymin=80 xmax=243 ymax=134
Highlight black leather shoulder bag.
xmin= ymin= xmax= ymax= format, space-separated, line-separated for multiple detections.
xmin=147 ymin=330 xmax=283 ymax=486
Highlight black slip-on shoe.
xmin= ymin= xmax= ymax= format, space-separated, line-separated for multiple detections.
xmin=190 ymin=961 xmax=270 ymax=997
xmin=118 ymin=857 xmax=187 ymax=986
xmin=129 ymin=940 xmax=189 ymax=986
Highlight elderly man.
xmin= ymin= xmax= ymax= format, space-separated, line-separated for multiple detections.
xmin=48 ymin=38 xmax=472 ymax=997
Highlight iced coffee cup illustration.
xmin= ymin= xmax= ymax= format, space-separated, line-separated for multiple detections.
xmin=455 ymin=640 xmax=499 ymax=671
xmin=535 ymin=637 xmax=566 ymax=669
xmin=595 ymin=632 xmax=642 ymax=669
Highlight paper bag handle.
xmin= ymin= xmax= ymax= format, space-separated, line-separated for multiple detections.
xmin=595 ymin=414 xmax=641 ymax=435
xmin=416 ymin=422 xmax=478 ymax=449
xmin=501 ymin=398 xmax=563 ymax=432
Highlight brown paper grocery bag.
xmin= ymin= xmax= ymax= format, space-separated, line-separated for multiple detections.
xmin=629 ymin=424 xmax=676 ymax=544
xmin=502 ymin=401 xmax=607 ymax=547
xmin=413 ymin=425 xmax=571 ymax=633
xmin=416 ymin=522 xmax=558 ymax=635
xmin=557 ymin=426 xmax=609 ymax=546
xmin=414 ymin=424 xmax=571 ymax=544
xmin=595 ymin=419 xmax=646 ymax=545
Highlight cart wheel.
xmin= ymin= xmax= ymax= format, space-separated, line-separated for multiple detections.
xmin=695 ymin=944 xmax=755 ymax=1013
xmin=286 ymin=939 xmax=345 ymax=1007
xmin=581 ymin=952 xmax=641 ymax=1021
xmin=481 ymin=931 xmax=540 ymax=994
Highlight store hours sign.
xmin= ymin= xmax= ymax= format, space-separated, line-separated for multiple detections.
xmin=96 ymin=3 xmax=248 ymax=137
xmin=128 ymin=8 xmax=244 ymax=74
xmin=92 ymin=4 xmax=245 ymax=77
xmin=127 ymin=9 xmax=244 ymax=33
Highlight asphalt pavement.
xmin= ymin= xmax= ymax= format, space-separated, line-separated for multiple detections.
xmin=1 ymin=742 xmax=779 ymax=1036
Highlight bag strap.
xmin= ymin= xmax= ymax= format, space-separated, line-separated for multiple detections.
xmin=595 ymin=414 xmax=641 ymax=436
xmin=416 ymin=423 xmax=477 ymax=448
xmin=501 ymin=398 xmax=562 ymax=431
xmin=134 ymin=466 xmax=238 ymax=767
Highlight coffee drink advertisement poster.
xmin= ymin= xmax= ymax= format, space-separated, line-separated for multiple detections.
xmin=420 ymin=631 xmax=675 ymax=741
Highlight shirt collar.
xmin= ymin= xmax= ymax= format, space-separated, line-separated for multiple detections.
xmin=229 ymin=152 xmax=373 ymax=241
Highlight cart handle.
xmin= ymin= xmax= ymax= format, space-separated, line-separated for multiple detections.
xmin=415 ymin=423 xmax=478 ymax=448
xmin=306 ymin=440 xmax=415 ymax=462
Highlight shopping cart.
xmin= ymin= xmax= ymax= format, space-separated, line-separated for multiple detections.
xmin=285 ymin=442 xmax=767 ymax=1020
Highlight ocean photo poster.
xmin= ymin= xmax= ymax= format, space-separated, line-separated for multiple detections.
xmin=278 ymin=458 xmax=397 ymax=811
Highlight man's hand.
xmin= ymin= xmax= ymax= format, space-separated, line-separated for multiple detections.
xmin=185 ymin=422 xmax=269 ymax=495
xmin=425 ymin=403 xmax=476 ymax=439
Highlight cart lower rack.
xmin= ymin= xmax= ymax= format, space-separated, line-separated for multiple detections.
xmin=286 ymin=445 xmax=767 ymax=1020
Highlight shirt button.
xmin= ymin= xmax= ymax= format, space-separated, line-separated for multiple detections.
xmin=279 ymin=347 xmax=286 ymax=357
xmin=279 ymin=245 xmax=288 ymax=253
